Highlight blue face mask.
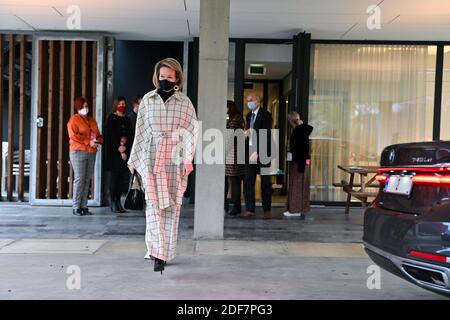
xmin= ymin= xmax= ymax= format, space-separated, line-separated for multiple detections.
xmin=247 ymin=101 xmax=257 ymax=110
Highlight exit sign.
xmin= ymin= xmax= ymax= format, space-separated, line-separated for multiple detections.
xmin=248 ymin=64 xmax=266 ymax=75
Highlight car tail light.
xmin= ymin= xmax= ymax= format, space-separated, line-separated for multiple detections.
xmin=412 ymin=175 xmax=450 ymax=187
xmin=375 ymin=174 xmax=387 ymax=184
xmin=379 ymin=167 xmax=450 ymax=173
xmin=378 ymin=167 xmax=450 ymax=187
xmin=409 ymin=250 xmax=450 ymax=264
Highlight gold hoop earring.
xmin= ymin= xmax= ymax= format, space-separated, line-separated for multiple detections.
xmin=174 ymin=85 xmax=180 ymax=92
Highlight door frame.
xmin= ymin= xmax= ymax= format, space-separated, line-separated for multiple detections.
xmin=29 ymin=33 xmax=106 ymax=206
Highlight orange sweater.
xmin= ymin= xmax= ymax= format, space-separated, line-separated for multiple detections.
xmin=67 ymin=114 xmax=103 ymax=154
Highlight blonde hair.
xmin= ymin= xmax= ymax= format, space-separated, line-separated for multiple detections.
xmin=152 ymin=58 xmax=184 ymax=91
xmin=288 ymin=111 xmax=300 ymax=121
xmin=288 ymin=111 xmax=303 ymax=125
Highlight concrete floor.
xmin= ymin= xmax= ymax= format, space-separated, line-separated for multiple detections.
xmin=0 ymin=204 xmax=447 ymax=300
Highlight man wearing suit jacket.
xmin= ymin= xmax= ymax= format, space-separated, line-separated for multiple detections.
xmin=242 ymin=92 xmax=273 ymax=219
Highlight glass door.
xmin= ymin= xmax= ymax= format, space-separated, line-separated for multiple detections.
xmin=30 ymin=36 xmax=105 ymax=206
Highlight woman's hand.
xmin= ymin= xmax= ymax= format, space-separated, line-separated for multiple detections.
xmin=128 ymin=165 xmax=135 ymax=174
xmin=306 ymin=159 xmax=311 ymax=166
xmin=249 ymin=152 xmax=258 ymax=163
xmin=121 ymin=153 xmax=128 ymax=161
xmin=89 ymin=140 xmax=98 ymax=148
xmin=183 ymin=162 xmax=194 ymax=176
xmin=118 ymin=146 xmax=126 ymax=153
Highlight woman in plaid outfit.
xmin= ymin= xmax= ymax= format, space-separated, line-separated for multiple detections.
xmin=128 ymin=58 xmax=198 ymax=274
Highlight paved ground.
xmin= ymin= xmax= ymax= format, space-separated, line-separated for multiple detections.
xmin=0 ymin=204 xmax=363 ymax=242
xmin=0 ymin=204 xmax=447 ymax=300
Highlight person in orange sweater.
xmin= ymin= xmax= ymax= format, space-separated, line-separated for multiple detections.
xmin=67 ymin=97 xmax=103 ymax=216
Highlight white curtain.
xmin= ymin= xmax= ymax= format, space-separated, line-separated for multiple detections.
xmin=441 ymin=47 xmax=450 ymax=140
xmin=309 ymin=44 xmax=436 ymax=201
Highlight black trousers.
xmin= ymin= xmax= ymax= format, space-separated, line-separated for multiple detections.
xmin=108 ymin=170 xmax=129 ymax=203
xmin=225 ymin=175 xmax=244 ymax=212
xmin=244 ymin=164 xmax=272 ymax=212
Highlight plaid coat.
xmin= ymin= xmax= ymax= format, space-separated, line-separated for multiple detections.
xmin=128 ymin=89 xmax=198 ymax=209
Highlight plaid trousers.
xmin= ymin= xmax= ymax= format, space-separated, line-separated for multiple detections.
xmin=70 ymin=150 xmax=96 ymax=209
xmin=144 ymin=204 xmax=181 ymax=262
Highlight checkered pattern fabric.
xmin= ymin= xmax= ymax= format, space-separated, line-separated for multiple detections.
xmin=143 ymin=204 xmax=181 ymax=261
xmin=128 ymin=89 xmax=198 ymax=209
xmin=128 ymin=89 xmax=198 ymax=261
xmin=69 ymin=150 xmax=96 ymax=209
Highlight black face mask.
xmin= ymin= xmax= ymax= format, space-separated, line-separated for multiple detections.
xmin=159 ymin=79 xmax=176 ymax=91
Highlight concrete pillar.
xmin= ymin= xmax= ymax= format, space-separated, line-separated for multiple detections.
xmin=194 ymin=0 xmax=230 ymax=239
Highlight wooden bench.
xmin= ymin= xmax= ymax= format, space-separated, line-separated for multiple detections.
xmin=332 ymin=181 xmax=379 ymax=189
xmin=348 ymin=191 xmax=378 ymax=204
xmin=335 ymin=165 xmax=380 ymax=214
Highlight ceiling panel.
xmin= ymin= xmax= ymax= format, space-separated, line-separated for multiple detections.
xmin=346 ymin=22 xmax=450 ymax=41
xmin=185 ymin=0 xmax=200 ymax=11
xmin=0 ymin=0 xmax=186 ymax=11
xmin=230 ymin=0 xmax=376 ymax=14
xmin=0 ymin=13 xmax=32 ymax=29
xmin=380 ymin=0 xmax=450 ymax=15
xmin=0 ymin=0 xmax=450 ymax=41
xmin=0 ymin=4 xmax=56 ymax=15
xmin=51 ymin=6 xmax=187 ymax=19
xmin=230 ymin=12 xmax=367 ymax=25
xmin=389 ymin=14 xmax=450 ymax=25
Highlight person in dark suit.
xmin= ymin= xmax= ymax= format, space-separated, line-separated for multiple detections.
xmin=242 ymin=92 xmax=273 ymax=219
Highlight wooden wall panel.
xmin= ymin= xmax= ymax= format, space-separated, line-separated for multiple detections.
xmin=0 ymin=35 xmax=3 ymax=199
xmin=90 ymin=42 xmax=97 ymax=197
xmin=31 ymin=39 xmax=99 ymax=202
xmin=0 ymin=35 xmax=100 ymax=202
xmin=18 ymin=35 xmax=26 ymax=200
xmin=58 ymin=41 xmax=70 ymax=199
xmin=46 ymin=41 xmax=59 ymax=199
xmin=68 ymin=41 xmax=81 ymax=199
xmin=92 ymin=42 xmax=97 ymax=116
xmin=82 ymin=41 xmax=88 ymax=98
xmin=6 ymin=34 xmax=15 ymax=201
xmin=36 ymin=40 xmax=49 ymax=199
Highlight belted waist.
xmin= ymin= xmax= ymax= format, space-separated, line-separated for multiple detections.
xmin=149 ymin=130 xmax=181 ymax=139
xmin=150 ymin=131 xmax=165 ymax=137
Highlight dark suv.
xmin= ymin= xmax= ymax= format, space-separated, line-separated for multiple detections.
xmin=363 ymin=141 xmax=450 ymax=296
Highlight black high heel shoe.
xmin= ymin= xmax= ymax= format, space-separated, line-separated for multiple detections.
xmin=82 ymin=208 xmax=92 ymax=215
xmin=154 ymin=258 xmax=165 ymax=274
xmin=116 ymin=200 xmax=126 ymax=213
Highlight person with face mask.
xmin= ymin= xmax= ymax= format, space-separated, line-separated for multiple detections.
xmin=67 ymin=97 xmax=103 ymax=216
xmin=104 ymin=96 xmax=133 ymax=213
xmin=127 ymin=58 xmax=199 ymax=274
xmin=242 ymin=92 xmax=274 ymax=220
